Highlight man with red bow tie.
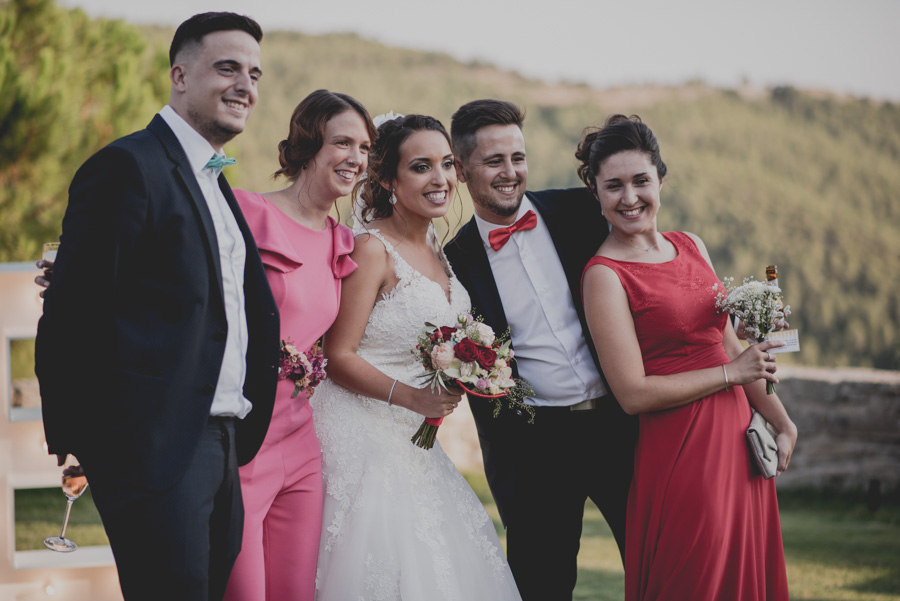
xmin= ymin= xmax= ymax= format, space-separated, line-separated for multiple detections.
xmin=445 ymin=99 xmax=637 ymax=601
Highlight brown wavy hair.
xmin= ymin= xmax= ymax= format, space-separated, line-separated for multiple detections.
xmin=273 ymin=90 xmax=376 ymax=181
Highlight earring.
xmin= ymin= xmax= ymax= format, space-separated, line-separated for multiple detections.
xmin=389 ymin=191 xmax=397 ymax=205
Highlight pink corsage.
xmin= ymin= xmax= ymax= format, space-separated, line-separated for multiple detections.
xmin=278 ymin=338 xmax=327 ymax=399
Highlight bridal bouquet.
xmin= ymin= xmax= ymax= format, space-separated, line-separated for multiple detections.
xmin=278 ymin=338 xmax=327 ymax=399
xmin=713 ymin=277 xmax=791 ymax=394
xmin=411 ymin=314 xmax=534 ymax=449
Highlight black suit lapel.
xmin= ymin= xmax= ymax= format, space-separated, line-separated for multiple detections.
xmin=219 ymin=175 xmax=266 ymax=278
xmin=147 ymin=115 xmax=225 ymax=300
xmin=219 ymin=175 xmax=247 ymax=243
xmin=446 ymin=219 xmax=509 ymax=337
xmin=529 ymin=192 xmax=582 ymax=306
xmin=528 ymin=189 xmax=606 ymax=312
xmin=528 ymin=187 xmax=610 ymax=384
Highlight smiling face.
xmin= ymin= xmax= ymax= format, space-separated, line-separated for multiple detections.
xmin=457 ymin=124 xmax=527 ymax=225
xmin=170 ymin=29 xmax=262 ymax=149
xmin=390 ymin=130 xmax=457 ymax=221
xmin=306 ymin=110 xmax=371 ymax=201
xmin=593 ymin=150 xmax=662 ymax=236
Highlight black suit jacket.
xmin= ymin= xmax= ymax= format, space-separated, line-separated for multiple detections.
xmin=444 ymin=187 xmax=612 ymax=511
xmin=445 ymin=187 xmax=608 ymax=381
xmin=35 ymin=115 xmax=279 ymax=490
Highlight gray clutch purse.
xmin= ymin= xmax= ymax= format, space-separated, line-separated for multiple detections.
xmin=746 ymin=410 xmax=778 ymax=479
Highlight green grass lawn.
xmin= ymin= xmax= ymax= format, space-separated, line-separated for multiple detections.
xmin=777 ymin=490 xmax=900 ymax=600
xmin=14 ymin=479 xmax=900 ymax=600
xmin=465 ymin=474 xmax=899 ymax=601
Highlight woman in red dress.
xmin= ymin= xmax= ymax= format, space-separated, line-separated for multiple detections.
xmin=579 ymin=115 xmax=797 ymax=600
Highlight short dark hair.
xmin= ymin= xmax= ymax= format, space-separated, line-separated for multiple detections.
xmin=354 ymin=114 xmax=451 ymax=222
xmin=169 ymin=12 xmax=263 ymax=66
xmin=450 ymin=99 xmax=525 ymax=163
xmin=575 ymin=114 xmax=667 ymax=192
xmin=274 ymin=90 xmax=376 ymax=181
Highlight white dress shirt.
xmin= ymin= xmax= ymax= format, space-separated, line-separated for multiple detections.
xmin=474 ymin=195 xmax=607 ymax=407
xmin=160 ymin=105 xmax=251 ymax=418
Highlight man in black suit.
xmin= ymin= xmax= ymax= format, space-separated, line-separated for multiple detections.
xmin=35 ymin=13 xmax=279 ymax=601
xmin=445 ymin=99 xmax=638 ymax=601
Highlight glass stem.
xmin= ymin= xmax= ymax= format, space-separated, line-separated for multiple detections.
xmin=59 ymin=498 xmax=74 ymax=539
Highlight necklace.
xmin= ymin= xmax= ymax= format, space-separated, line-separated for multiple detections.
xmin=611 ymin=232 xmax=659 ymax=252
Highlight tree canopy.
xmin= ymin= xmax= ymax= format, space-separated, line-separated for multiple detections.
xmin=0 ymin=0 xmax=168 ymax=261
xmin=1 ymin=2 xmax=897 ymax=369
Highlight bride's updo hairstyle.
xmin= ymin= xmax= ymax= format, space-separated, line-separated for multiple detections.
xmin=354 ymin=114 xmax=452 ymax=223
xmin=575 ymin=114 xmax=668 ymax=195
xmin=274 ymin=89 xmax=376 ymax=181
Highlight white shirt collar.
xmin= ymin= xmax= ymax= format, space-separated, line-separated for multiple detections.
xmin=473 ymin=194 xmax=536 ymax=251
xmin=159 ymin=105 xmax=223 ymax=177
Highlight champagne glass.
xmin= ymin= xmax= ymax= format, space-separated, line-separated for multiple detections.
xmin=43 ymin=454 xmax=88 ymax=552
xmin=42 ymin=242 xmax=59 ymax=262
xmin=38 ymin=242 xmax=58 ymax=302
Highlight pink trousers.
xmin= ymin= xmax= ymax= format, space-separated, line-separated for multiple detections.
xmin=223 ymin=390 xmax=322 ymax=601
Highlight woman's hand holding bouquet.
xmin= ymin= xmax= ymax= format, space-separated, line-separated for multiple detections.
xmin=411 ymin=314 xmax=534 ymax=449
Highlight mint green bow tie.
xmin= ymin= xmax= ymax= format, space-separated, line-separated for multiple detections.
xmin=204 ymin=154 xmax=236 ymax=173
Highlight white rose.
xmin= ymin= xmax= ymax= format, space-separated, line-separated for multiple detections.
xmin=430 ymin=342 xmax=455 ymax=371
xmin=466 ymin=322 xmax=495 ymax=346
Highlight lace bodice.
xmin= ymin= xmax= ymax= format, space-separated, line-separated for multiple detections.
xmin=356 ymin=228 xmax=471 ymax=387
xmin=311 ymin=227 xmax=521 ymax=600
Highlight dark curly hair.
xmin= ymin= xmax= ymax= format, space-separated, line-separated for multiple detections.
xmin=575 ymin=114 xmax=667 ymax=193
xmin=354 ymin=114 xmax=452 ymax=223
xmin=274 ymin=90 xmax=376 ymax=181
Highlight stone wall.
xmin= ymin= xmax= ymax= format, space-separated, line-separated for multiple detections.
xmin=773 ymin=366 xmax=900 ymax=492
xmin=440 ymin=365 xmax=900 ymax=493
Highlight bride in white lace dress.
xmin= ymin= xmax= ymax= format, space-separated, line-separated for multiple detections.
xmin=311 ymin=114 xmax=522 ymax=601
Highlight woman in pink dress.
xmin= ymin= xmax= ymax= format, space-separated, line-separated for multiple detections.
xmin=223 ymin=90 xmax=376 ymax=601
xmin=579 ymin=115 xmax=798 ymax=600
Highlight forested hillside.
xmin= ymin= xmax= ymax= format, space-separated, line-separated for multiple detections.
xmin=2 ymin=1 xmax=897 ymax=369
xmin=0 ymin=0 xmax=169 ymax=260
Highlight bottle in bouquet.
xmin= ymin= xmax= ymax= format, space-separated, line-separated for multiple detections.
xmin=764 ymin=264 xmax=780 ymax=394
xmin=765 ymin=264 xmax=778 ymax=289
xmin=766 ymin=264 xmax=784 ymax=313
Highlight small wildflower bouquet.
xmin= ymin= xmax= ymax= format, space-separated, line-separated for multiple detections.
xmin=278 ymin=338 xmax=328 ymax=399
xmin=713 ymin=277 xmax=791 ymax=394
xmin=411 ymin=313 xmax=534 ymax=449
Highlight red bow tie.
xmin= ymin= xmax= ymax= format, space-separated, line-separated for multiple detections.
xmin=488 ymin=210 xmax=538 ymax=251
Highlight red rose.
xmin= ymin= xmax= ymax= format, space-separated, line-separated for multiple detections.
xmin=473 ymin=345 xmax=497 ymax=369
xmin=454 ymin=338 xmax=480 ymax=363
xmin=454 ymin=338 xmax=497 ymax=369
xmin=439 ymin=326 xmax=456 ymax=341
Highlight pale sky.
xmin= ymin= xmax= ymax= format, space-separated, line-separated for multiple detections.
xmin=60 ymin=0 xmax=900 ymax=101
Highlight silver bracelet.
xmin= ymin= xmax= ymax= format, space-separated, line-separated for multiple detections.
xmin=722 ymin=364 xmax=730 ymax=391
xmin=387 ymin=379 xmax=398 ymax=406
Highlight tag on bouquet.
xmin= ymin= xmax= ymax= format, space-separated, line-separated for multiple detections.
xmin=766 ymin=329 xmax=800 ymax=354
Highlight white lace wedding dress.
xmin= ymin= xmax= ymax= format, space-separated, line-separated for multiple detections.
xmin=311 ymin=229 xmax=522 ymax=601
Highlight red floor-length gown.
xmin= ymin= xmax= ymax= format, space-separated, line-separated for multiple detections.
xmin=584 ymin=231 xmax=789 ymax=601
